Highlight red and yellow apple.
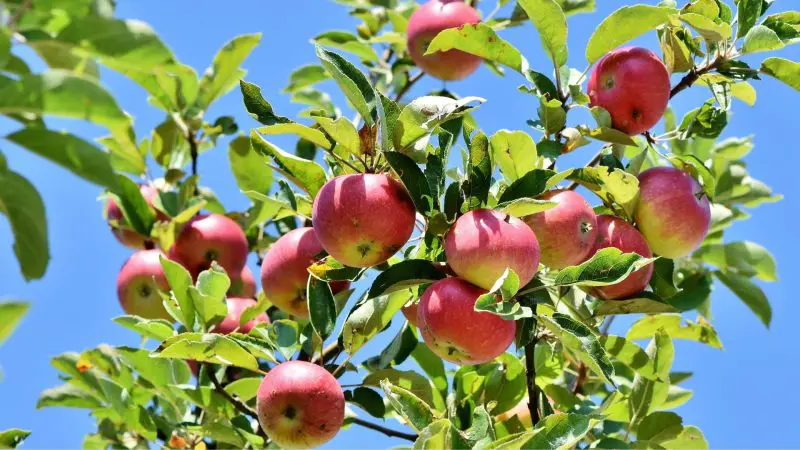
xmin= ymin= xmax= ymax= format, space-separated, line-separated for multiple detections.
xmin=407 ymin=0 xmax=482 ymax=81
xmin=312 ymin=174 xmax=416 ymax=268
xmin=170 ymin=214 xmax=249 ymax=277
xmin=261 ymin=227 xmax=349 ymax=318
xmin=524 ymin=190 xmax=597 ymax=269
xmin=116 ymin=249 xmax=172 ymax=321
xmin=401 ymin=300 xmax=419 ymax=327
xmin=635 ymin=167 xmax=711 ymax=258
xmin=215 ymin=297 xmax=270 ymax=334
xmin=256 ymin=360 xmax=344 ymax=448
xmin=445 ymin=209 xmax=540 ymax=290
xmin=588 ymin=47 xmax=671 ymax=136
xmin=418 ymin=277 xmax=515 ymax=364
xmin=588 ymin=215 xmax=654 ymax=300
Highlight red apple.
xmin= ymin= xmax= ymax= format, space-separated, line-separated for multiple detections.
xmin=229 ymin=266 xmax=257 ymax=298
xmin=445 ymin=209 xmax=540 ymax=290
xmin=407 ymin=0 xmax=482 ymax=81
xmin=418 ymin=277 xmax=515 ymax=365
xmin=116 ymin=249 xmax=172 ymax=321
xmin=106 ymin=184 xmax=163 ymax=249
xmin=261 ymin=227 xmax=350 ymax=318
xmin=524 ymin=190 xmax=598 ymax=269
xmin=588 ymin=47 xmax=671 ymax=136
xmin=171 ymin=214 xmax=249 ymax=277
xmin=635 ymin=167 xmax=711 ymax=258
xmin=215 ymin=297 xmax=270 ymax=334
xmin=588 ymin=215 xmax=654 ymax=300
xmin=256 ymin=360 xmax=344 ymax=448
xmin=401 ymin=300 xmax=419 ymax=327
xmin=312 ymin=173 xmax=416 ymax=268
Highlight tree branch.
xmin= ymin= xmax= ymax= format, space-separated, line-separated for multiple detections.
xmin=311 ymin=341 xmax=341 ymax=364
xmin=350 ymin=417 xmax=417 ymax=442
xmin=669 ymin=58 xmax=721 ymax=99
xmin=188 ymin=131 xmax=199 ymax=181
xmin=207 ymin=366 xmax=259 ymax=419
xmin=393 ymin=71 xmax=424 ymax=103
xmin=524 ymin=304 xmax=541 ymax=426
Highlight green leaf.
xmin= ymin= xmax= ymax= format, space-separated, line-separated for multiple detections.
xmin=224 ymin=377 xmax=262 ymax=402
xmin=384 ymin=152 xmax=435 ymax=215
xmin=394 ymin=96 xmax=484 ymax=153
xmin=263 ymin=320 xmax=300 ymax=361
xmin=628 ymin=331 xmax=672 ymax=424
xmin=566 ymin=166 xmax=640 ymax=219
xmin=735 ymin=0 xmax=762 ymax=39
xmin=313 ymin=30 xmax=379 ymax=62
xmin=112 ymin=316 xmax=174 ymax=342
xmin=0 ymin=170 xmax=49 ymax=281
xmin=363 ymin=322 xmax=417 ymax=370
xmin=0 ymin=302 xmax=29 ymax=346
xmin=345 ymin=386 xmax=386 ymax=418
xmin=157 ymin=333 xmax=260 ymax=371
xmin=517 ymin=0 xmax=568 ymax=66
xmin=637 ymin=411 xmax=683 ymax=443
xmin=192 ymin=265 xmax=231 ymax=329
xmin=539 ymin=313 xmax=616 ymax=385
xmin=660 ymin=425 xmax=708 ymax=449
xmin=306 ymin=277 xmax=337 ymax=340
xmin=414 ymin=419 xmax=451 ymax=449
xmin=37 ymin=384 xmax=104 ymax=409
xmin=760 ymin=57 xmax=800 ymax=92
xmin=586 ymin=5 xmax=675 ymax=63
xmin=489 ymin=130 xmax=538 ymax=182
xmin=695 ymin=241 xmax=776 ymax=281
xmin=251 ymin=131 xmax=327 ymax=197
xmin=308 ymin=256 xmax=362 ymax=282
xmin=0 ymin=429 xmax=31 ymax=448
xmin=681 ymin=13 xmax=733 ymax=42
xmin=594 ymin=294 xmax=679 ymax=316
xmin=498 ymin=169 xmax=558 ymax=203
xmin=455 ymin=353 xmax=526 ymax=414
xmin=343 ymin=291 xmax=411 ymax=355
xmin=762 ymin=11 xmax=800 ymax=44
xmin=587 ymin=127 xmax=638 ymax=146
xmin=381 ymin=379 xmax=436 ymax=433
xmin=284 ymin=64 xmax=330 ymax=93
xmin=310 ymin=117 xmax=356 ymax=153
xmin=742 ymin=25 xmax=785 ymax=54
xmin=196 ymin=33 xmax=261 ymax=111
xmin=111 ymin=175 xmax=156 ymax=236
xmin=425 ymin=23 xmax=529 ymax=74
xmin=714 ymin=270 xmax=771 ymax=327
xmin=669 ymin=154 xmax=716 ymax=198
xmin=364 ymin=369 xmax=436 ymax=407
xmin=239 ymin=80 xmax=292 ymax=125
xmin=679 ymin=100 xmax=728 ymax=139
xmin=525 ymin=413 xmax=591 ymax=449
xmin=228 ymin=135 xmax=272 ymax=194
xmin=474 ymin=269 xmax=533 ymax=320
xmin=480 ymin=430 xmax=537 ymax=450
xmin=627 ymin=314 xmax=723 ymax=349
xmin=316 ymin=45 xmax=375 ymax=125
xmin=538 ymin=97 xmax=567 ymax=136
xmin=159 ymin=255 xmax=195 ymax=330
xmin=412 ymin=344 xmax=448 ymax=400
xmin=368 ymin=260 xmax=446 ymax=299
xmin=600 ymin=335 xmax=660 ymax=381
xmin=498 ymin=198 xmax=558 ymax=218
xmin=553 ymin=248 xmax=655 ymax=288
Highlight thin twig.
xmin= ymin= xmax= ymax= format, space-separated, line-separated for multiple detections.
xmin=311 ymin=341 xmax=340 ymax=364
xmin=669 ymin=57 xmax=722 ymax=99
xmin=7 ymin=0 xmax=33 ymax=33
xmin=524 ymin=304 xmax=541 ymax=426
xmin=565 ymin=150 xmax=604 ymax=191
xmin=350 ymin=417 xmax=417 ymax=441
xmin=599 ymin=316 xmax=615 ymax=335
xmin=394 ymin=71 xmax=424 ymax=103
xmin=206 ymin=366 xmax=259 ymax=419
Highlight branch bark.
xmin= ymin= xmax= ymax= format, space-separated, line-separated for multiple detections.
xmin=393 ymin=71 xmax=424 ymax=103
xmin=350 ymin=417 xmax=417 ymax=442
xmin=524 ymin=304 xmax=541 ymax=426
xmin=207 ymin=366 xmax=259 ymax=419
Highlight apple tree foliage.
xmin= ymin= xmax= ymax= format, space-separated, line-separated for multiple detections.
xmin=0 ymin=0 xmax=796 ymax=447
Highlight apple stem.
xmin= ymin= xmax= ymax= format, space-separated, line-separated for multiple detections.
xmin=350 ymin=417 xmax=417 ymax=442
xmin=524 ymin=305 xmax=541 ymax=427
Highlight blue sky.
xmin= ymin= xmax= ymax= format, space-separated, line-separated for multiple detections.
xmin=1 ymin=1 xmax=798 ymax=448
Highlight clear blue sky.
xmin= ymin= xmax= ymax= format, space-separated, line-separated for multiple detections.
xmin=1 ymin=1 xmax=798 ymax=448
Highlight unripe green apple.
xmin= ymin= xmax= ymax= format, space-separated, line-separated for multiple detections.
xmin=524 ymin=190 xmax=598 ymax=269
xmin=116 ymin=249 xmax=172 ymax=321
xmin=445 ymin=209 xmax=540 ymax=290
xmin=419 ymin=277 xmax=515 ymax=364
xmin=256 ymin=360 xmax=344 ymax=449
xmin=587 ymin=215 xmax=654 ymax=300
xmin=588 ymin=47 xmax=671 ymax=136
xmin=312 ymin=173 xmax=416 ymax=268
xmin=635 ymin=167 xmax=711 ymax=258
xmin=406 ymin=0 xmax=482 ymax=81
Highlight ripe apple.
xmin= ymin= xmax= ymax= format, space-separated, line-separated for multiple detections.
xmin=229 ymin=266 xmax=257 ymax=298
xmin=401 ymin=300 xmax=419 ymax=327
xmin=524 ymin=190 xmax=598 ymax=269
xmin=215 ymin=297 xmax=270 ymax=334
xmin=261 ymin=227 xmax=350 ymax=318
xmin=106 ymin=184 xmax=163 ymax=249
xmin=407 ymin=0 xmax=482 ymax=81
xmin=116 ymin=249 xmax=172 ymax=321
xmin=418 ymin=277 xmax=515 ymax=364
xmin=171 ymin=214 xmax=249 ymax=277
xmin=256 ymin=360 xmax=344 ymax=448
xmin=635 ymin=167 xmax=711 ymax=258
xmin=588 ymin=215 xmax=654 ymax=300
xmin=312 ymin=173 xmax=416 ymax=268
xmin=588 ymin=47 xmax=671 ymax=136
xmin=445 ymin=209 xmax=540 ymax=290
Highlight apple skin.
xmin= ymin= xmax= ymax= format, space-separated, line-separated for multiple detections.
xmin=588 ymin=215 xmax=654 ymax=300
xmin=261 ymin=227 xmax=350 ymax=318
xmin=635 ymin=167 xmax=711 ymax=258
xmin=312 ymin=174 xmax=416 ymax=268
xmin=215 ymin=297 xmax=270 ymax=334
xmin=445 ymin=209 xmax=540 ymax=290
xmin=170 ymin=214 xmax=249 ymax=277
xmin=524 ymin=190 xmax=598 ymax=269
xmin=407 ymin=0 xmax=482 ymax=81
xmin=401 ymin=300 xmax=420 ymax=327
xmin=418 ymin=277 xmax=516 ymax=365
xmin=588 ymin=47 xmax=671 ymax=136
xmin=106 ymin=184 xmax=163 ymax=249
xmin=256 ymin=360 xmax=344 ymax=449
xmin=229 ymin=266 xmax=257 ymax=298
xmin=116 ymin=249 xmax=173 ymax=321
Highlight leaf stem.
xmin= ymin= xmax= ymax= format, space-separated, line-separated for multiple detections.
xmin=350 ymin=417 xmax=417 ymax=442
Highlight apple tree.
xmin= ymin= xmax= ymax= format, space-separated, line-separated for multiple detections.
xmin=1 ymin=0 xmax=796 ymax=448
